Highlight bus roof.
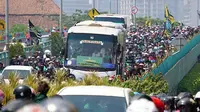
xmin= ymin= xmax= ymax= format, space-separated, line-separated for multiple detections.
xmin=68 ymin=26 xmax=122 ymax=36
xmin=94 ymin=14 xmax=129 ymax=18
xmin=75 ymin=20 xmax=125 ymax=30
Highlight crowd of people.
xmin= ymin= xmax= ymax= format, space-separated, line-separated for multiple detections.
xmin=125 ymin=25 xmax=200 ymax=78
xmin=9 ymin=50 xmax=65 ymax=80
xmin=0 ymin=84 xmax=200 ymax=112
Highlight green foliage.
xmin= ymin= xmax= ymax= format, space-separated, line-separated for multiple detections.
xmin=9 ymin=42 xmax=25 ymax=59
xmin=10 ymin=24 xmax=28 ymax=34
xmin=0 ymin=70 xmax=168 ymax=104
xmin=53 ymin=9 xmax=108 ymax=28
xmin=62 ymin=10 xmax=91 ymax=28
xmin=32 ymin=44 xmax=44 ymax=54
xmin=178 ymin=63 xmax=200 ymax=94
xmin=10 ymin=24 xmax=43 ymax=34
xmin=173 ymin=21 xmax=181 ymax=27
xmin=136 ymin=17 xmax=164 ymax=26
xmin=49 ymin=32 xmax=64 ymax=56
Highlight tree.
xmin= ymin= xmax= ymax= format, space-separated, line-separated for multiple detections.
xmin=9 ymin=42 xmax=25 ymax=59
xmin=32 ymin=44 xmax=44 ymax=54
xmin=10 ymin=24 xmax=28 ymax=34
xmin=49 ymin=32 xmax=64 ymax=56
xmin=136 ymin=17 xmax=164 ymax=26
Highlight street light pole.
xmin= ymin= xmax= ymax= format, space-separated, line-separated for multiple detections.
xmin=5 ymin=0 xmax=9 ymax=64
xmin=60 ymin=0 xmax=63 ymax=37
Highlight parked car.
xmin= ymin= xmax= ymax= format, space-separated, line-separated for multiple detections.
xmin=57 ymin=86 xmax=133 ymax=112
xmin=0 ymin=65 xmax=34 ymax=84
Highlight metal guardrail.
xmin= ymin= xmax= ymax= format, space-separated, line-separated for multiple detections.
xmin=0 ymin=41 xmax=51 ymax=66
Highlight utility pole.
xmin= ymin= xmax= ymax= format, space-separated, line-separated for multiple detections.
xmin=60 ymin=0 xmax=63 ymax=37
xmin=5 ymin=0 xmax=9 ymax=64
xmin=109 ymin=0 xmax=111 ymax=14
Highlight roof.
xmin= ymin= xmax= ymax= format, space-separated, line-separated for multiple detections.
xmin=57 ymin=86 xmax=132 ymax=97
xmin=0 ymin=0 xmax=59 ymax=28
xmin=68 ymin=26 xmax=122 ymax=36
xmin=0 ymin=0 xmax=60 ymax=15
xmin=3 ymin=66 xmax=33 ymax=71
xmin=76 ymin=20 xmax=125 ymax=30
xmin=95 ymin=14 xmax=129 ymax=18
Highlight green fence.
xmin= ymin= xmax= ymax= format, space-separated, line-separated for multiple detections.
xmin=152 ymin=34 xmax=200 ymax=76
xmin=164 ymin=38 xmax=200 ymax=94
xmin=0 ymin=41 xmax=51 ymax=66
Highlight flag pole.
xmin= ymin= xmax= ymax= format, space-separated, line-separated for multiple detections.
xmin=134 ymin=0 xmax=136 ymax=28
xmin=197 ymin=0 xmax=199 ymax=26
xmin=59 ymin=0 xmax=63 ymax=37
xmin=5 ymin=0 xmax=9 ymax=64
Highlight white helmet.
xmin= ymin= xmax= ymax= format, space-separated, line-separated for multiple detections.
xmin=195 ymin=91 xmax=200 ymax=99
xmin=127 ymin=99 xmax=158 ymax=112
xmin=45 ymin=58 xmax=50 ymax=62
xmin=44 ymin=50 xmax=51 ymax=55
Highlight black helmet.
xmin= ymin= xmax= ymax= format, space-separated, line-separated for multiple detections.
xmin=40 ymin=97 xmax=77 ymax=112
xmin=177 ymin=97 xmax=196 ymax=112
xmin=177 ymin=92 xmax=193 ymax=100
xmin=177 ymin=98 xmax=195 ymax=107
xmin=13 ymin=85 xmax=32 ymax=99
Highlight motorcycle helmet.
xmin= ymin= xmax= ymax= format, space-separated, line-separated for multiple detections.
xmin=40 ymin=97 xmax=77 ymax=112
xmin=13 ymin=85 xmax=32 ymax=99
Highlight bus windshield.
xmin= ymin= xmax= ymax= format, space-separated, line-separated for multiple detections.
xmin=94 ymin=17 xmax=125 ymax=24
xmin=66 ymin=33 xmax=117 ymax=69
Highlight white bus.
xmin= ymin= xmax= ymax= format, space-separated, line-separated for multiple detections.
xmin=94 ymin=14 xmax=131 ymax=29
xmin=64 ymin=23 xmax=126 ymax=80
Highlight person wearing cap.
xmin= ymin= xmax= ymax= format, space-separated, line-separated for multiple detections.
xmin=34 ymin=81 xmax=50 ymax=103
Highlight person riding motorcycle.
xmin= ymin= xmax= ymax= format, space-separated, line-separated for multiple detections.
xmin=1 ymin=85 xmax=34 ymax=112
xmin=177 ymin=97 xmax=197 ymax=112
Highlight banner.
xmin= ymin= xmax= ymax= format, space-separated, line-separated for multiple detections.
xmin=77 ymin=56 xmax=103 ymax=67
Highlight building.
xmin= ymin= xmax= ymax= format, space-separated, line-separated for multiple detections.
xmin=54 ymin=0 xmax=92 ymax=14
xmin=95 ymin=0 xmax=119 ymax=14
xmin=53 ymin=0 xmax=119 ymax=15
xmin=181 ymin=0 xmax=200 ymax=27
xmin=0 ymin=0 xmax=60 ymax=29
xmin=120 ymin=0 xmax=165 ymax=19
xmin=120 ymin=0 xmax=200 ymax=27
